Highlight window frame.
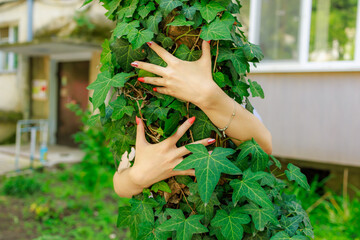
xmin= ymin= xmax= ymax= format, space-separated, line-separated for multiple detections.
xmin=248 ymin=0 xmax=360 ymax=73
xmin=0 ymin=25 xmax=17 ymax=73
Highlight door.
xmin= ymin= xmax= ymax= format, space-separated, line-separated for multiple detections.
xmin=57 ymin=61 xmax=89 ymax=147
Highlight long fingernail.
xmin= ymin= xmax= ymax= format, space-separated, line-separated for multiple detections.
xmin=135 ymin=116 xmax=140 ymax=125
xmin=206 ymin=40 xmax=211 ymax=44
xmin=153 ymin=87 xmax=157 ymax=92
xmin=208 ymin=139 xmax=216 ymax=144
xmin=146 ymin=41 xmax=153 ymax=46
xmin=131 ymin=62 xmax=138 ymax=67
xmin=138 ymin=77 xmax=145 ymax=82
xmin=188 ymin=116 xmax=196 ymax=124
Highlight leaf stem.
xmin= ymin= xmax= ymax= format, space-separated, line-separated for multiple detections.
xmin=174 ymin=28 xmax=194 ymax=41
xmin=276 ymin=173 xmax=285 ymax=178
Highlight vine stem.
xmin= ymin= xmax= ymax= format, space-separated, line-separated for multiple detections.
xmin=276 ymin=173 xmax=285 ymax=178
xmin=213 ymin=40 xmax=219 ymax=73
xmin=172 ymin=177 xmax=196 ymax=214
xmin=174 ymin=27 xmax=193 ymax=41
xmin=186 ymin=102 xmax=195 ymax=143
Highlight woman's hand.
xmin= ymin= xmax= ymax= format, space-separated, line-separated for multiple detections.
xmin=129 ymin=116 xmax=216 ymax=189
xmin=131 ymin=40 xmax=220 ymax=109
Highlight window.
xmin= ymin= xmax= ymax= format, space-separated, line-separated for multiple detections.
xmin=0 ymin=25 xmax=18 ymax=72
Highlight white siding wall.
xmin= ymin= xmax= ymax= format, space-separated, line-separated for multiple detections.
xmin=249 ymin=72 xmax=360 ymax=167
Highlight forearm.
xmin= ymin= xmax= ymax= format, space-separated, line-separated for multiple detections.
xmin=198 ymin=85 xmax=272 ymax=154
xmin=113 ymin=168 xmax=144 ymax=198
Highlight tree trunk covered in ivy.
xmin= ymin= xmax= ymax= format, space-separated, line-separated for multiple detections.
xmin=85 ymin=0 xmax=314 ymax=239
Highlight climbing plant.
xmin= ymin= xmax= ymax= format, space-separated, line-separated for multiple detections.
xmin=84 ymin=0 xmax=314 ymax=239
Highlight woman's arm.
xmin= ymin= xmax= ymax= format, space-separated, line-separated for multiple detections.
xmin=132 ymin=40 xmax=272 ymax=154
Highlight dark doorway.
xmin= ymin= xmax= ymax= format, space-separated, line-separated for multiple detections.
xmin=57 ymin=61 xmax=89 ymax=147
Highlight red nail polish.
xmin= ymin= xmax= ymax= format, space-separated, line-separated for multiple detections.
xmin=153 ymin=87 xmax=157 ymax=92
xmin=208 ymin=139 xmax=216 ymax=144
xmin=131 ymin=62 xmax=138 ymax=67
xmin=146 ymin=41 xmax=153 ymax=46
xmin=206 ymin=40 xmax=211 ymax=44
xmin=188 ymin=116 xmax=196 ymax=124
xmin=135 ymin=116 xmax=140 ymax=125
xmin=138 ymin=77 xmax=145 ymax=82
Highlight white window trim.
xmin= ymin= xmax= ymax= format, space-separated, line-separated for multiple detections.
xmin=248 ymin=0 xmax=360 ymax=73
xmin=0 ymin=25 xmax=17 ymax=73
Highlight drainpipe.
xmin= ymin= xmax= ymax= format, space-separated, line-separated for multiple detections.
xmin=27 ymin=0 xmax=33 ymax=41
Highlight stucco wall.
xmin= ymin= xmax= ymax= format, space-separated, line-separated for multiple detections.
xmin=249 ymin=72 xmax=360 ymax=167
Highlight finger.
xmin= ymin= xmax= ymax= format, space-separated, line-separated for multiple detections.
xmin=138 ymin=77 xmax=166 ymax=87
xmin=131 ymin=61 xmax=166 ymax=77
xmin=135 ymin=116 xmax=148 ymax=147
xmin=198 ymin=39 xmax=211 ymax=64
xmin=147 ymin=41 xmax=179 ymax=65
xmin=176 ymin=138 xmax=216 ymax=157
xmin=153 ymin=87 xmax=170 ymax=95
xmin=172 ymin=169 xmax=195 ymax=177
xmin=167 ymin=116 xmax=196 ymax=144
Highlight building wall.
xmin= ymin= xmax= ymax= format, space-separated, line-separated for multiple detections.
xmin=249 ymin=71 xmax=360 ymax=167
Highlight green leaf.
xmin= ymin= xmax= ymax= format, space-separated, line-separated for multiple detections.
xmin=270 ymin=155 xmax=282 ymax=169
xmin=200 ymin=17 xmax=232 ymax=41
xmin=130 ymin=197 xmax=159 ymax=224
xmin=175 ymin=44 xmax=202 ymax=61
xmin=216 ymin=47 xmax=249 ymax=75
xmin=213 ymin=72 xmax=232 ymax=88
xmin=87 ymin=114 xmax=100 ymax=127
xmin=138 ymin=2 xmax=156 ymax=18
xmin=110 ymin=38 xmax=147 ymax=72
xmin=182 ymin=5 xmax=197 ymax=20
xmin=270 ymin=231 xmax=308 ymax=240
xmin=230 ymin=168 xmax=273 ymax=209
xmin=164 ymin=112 xmax=182 ymax=137
xmin=188 ymin=192 xmax=220 ymax=225
xmin=87 ymin=71 xmax=133 ymax=110
xmin=159 ymin=0 xmax=183 ymax=14
xmin=156 ymin=33 xmax=174 ymax=49
xmin=248 ymin=79 xmax=264 ymax=99
xmin=158 ymin=209 xmax=208 ymax=240
xmin=116 ymin=206 xmax=132 ymax=227
xmin=81 ymin=0 xmax=93 ymax=8
xmin=143 ymin=100 xmax=170 ymax=125
xmin=146 ymin=10 xmax=163 ymax=34
xmin=243 ymin=43 xmax=264 ymax=62
xmin=138 ymin=221 xmax=172 ymax=240
xmin=113 ymin=21 xmax=140 ymax=39
xmin=189 ymin=110 xmax=218 ymax=141
xmin=240 ymin=202 xmax=280 ymax=231
xmin=233 ymin=80 xmax=250 ymax=98
xmin=103 ymin=0 xmax=121 ymax=19
xmin=117 ymin=0 xmax=139 ymax=19
xmin=109 ymin=95 xmax=135 ymax=120
xmin=194 ymin=1 xmax=225 ymax=23
xmin=237 ymin=138 xmax=269 ymax=172
xmin=167 ymin=14 xmax=194 ymax=26
xmin=128 ymin=28 xmax=154 ymax=49
xmin=279 ymin=215 xmax=304 ymax=237
xmin=210 ymin=208 xmax=250 ymax=240
xmin=138 ymin=69 xmax=156 ymax=77
xmin=168 ymin=99 xmax=187 ymax=117
xmin=151 ymin=181 xmax=172 ymax=193
xmin=100 ymin=39 xmax=112 ymax=68
xmin=148 ymin=48 xmax=168 ymax=67
xmin=285 ymin=164 xmax=310 ymax=191
xmin=174 ymin=144 xmax=241 ymax=203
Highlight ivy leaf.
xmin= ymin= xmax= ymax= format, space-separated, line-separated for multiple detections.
xmin=230 ymin=168 xmax=273 ymax=209
xmin=188 ymin=191 xmax=220 ymax=225
xmin=159 ymin=0 xmax=183 ymax=14
xmin=174 ymin=44 xmax=202 ymax=61
xmin=143 ymin=100 xmax=170 ymax=125
xmin=130 ymin=197 xmax=159 ymax=224
xmin=279 ymin=215 xmax=304 ymax=237
xmin=237 ymin=138 xmax=269 ymax=172
xmin=233 ymin=80 xmax=250 ymax=98
xmin=138 ymin=2 xmax=156 ymax=18
xmin=200 ymin=17 xmax=232 ymax=41
xmin=146 ymin=10 xmax=163 ymax=34
xmin=164 ymin=112 xmax=182 ymax=137
xmin=108 ymin=128 xmax=135 ymax=158
xmin=182 ymin=5 xmax=197 ymax=20
xmin=270 ymin=155 xmax=282 ymax=169
xmin=148 ymin=48 xmax=167 ymax=67
xmin=248 ymin=79 xmax=265 ymax=99
xmin=285 ymin=164 xmax=310 ymax=191
xmin=109 ymin=95 xmax=135 ymax=120
xmin=216 ymin=47 xmax=248 ymax=75
xmin=117 ymin=206 xmax=132 ymax=227
xmin=243 ymin=43 xmax=264 ymax=62
xmin=213 ymin=72 xmax=232 ymax=88
xmin=158 ymin=209 xmax=208 ymax=240
xmin=168 ymin=99 xmax=187 ymax=117
xmin=103 ymin=0 xmax=121 ymax=19
xmin=189 ymin=110 xmax=218 ymax=141
xmin=128 ymin=28 xmax=154 ymax=50
xmin=167 ymin=15 xmax=195 ymax=26
xmin=87 ymin=71 xmax=133 ymax=110
xmin=212 ymin=0 xmax=232 ymax=8
xmin=194 ymin=1 xmax=225 ymax=23
xmin=110 ymin=38 xmax=147 ymax=72
xmin=156 ymin=33 xmax=174 ymax=49
xmin=100 ymin=39 xmax=112 ymax=69
xmin=113 ymin=21 xmax=140 ymax=39
xmin=151 ymin=180 xmax=172 ymax=193
xmin=117 ymin=0 xmax=139 ymax=19
xmin=270 ymin=231 xmax=308 ymax=240
xmin=87 ymin=114 xmax=100 ymax=127
xmin=138 ymin=221 xmax=172 ymax=240
xmin=210 ymin=208 xmax=250 ymax=240
xmin=240 ymin=202 xmax=280 ymax=231
xmin=174 ymin=144 xmax=241 ymax=203
xmin=81 ymin=0 xmax=93 ymax=8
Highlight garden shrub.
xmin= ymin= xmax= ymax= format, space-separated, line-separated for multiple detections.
xmin=3 ymin=175 xmax=42 ymax=197
xmin=84 ymin=0 xmax=314 ymax=239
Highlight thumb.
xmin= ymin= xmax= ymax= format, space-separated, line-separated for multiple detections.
xmin=199 ymin=39 xmax=211 ymax=64
xmin=136 ymin=116 xmax=147 ymax=146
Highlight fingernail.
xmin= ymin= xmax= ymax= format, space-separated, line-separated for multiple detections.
xmin=138 ymin=77 xmax=145 ymax=82
xmin=206 ymin=40 xmax=211 ymax=44
xmin=135 ymin=116 xmax=140 ymax=125
xmin=188 ymin=116 xmax=196 ymax=124
xmin=153 ymin=87 xmax=157 ymax=92
xmin=208 ymin=139 xmax=216 ymax=144
xmin=146 ymin=41 xmax=153 ymax=46
xmin=131 ymin=62 xmax=138 ymax=67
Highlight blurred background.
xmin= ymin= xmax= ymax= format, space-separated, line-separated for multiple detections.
xmin=0 ymin=0 xmax=359 ymax=239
